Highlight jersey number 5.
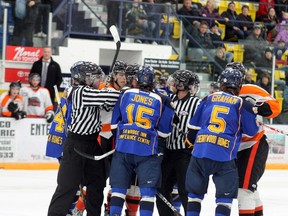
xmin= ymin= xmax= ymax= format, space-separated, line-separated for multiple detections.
xmin=208 ymin=106 xmax=229 ymax=133
xmin=126 ymin=104 xmax=154 ymax=129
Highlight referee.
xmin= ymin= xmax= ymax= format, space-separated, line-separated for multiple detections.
xmin=48 ymin=61 xmax=120 ymax=216
xmin=156 ymin=70 xmax=201 ymax=216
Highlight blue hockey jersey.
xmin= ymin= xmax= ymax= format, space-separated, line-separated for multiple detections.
xmin=111 ymin=88 xmax=174 ymax=156
xmin=45 ymin=86 xmax=74 ymax=158
xmin=188 ymin=91 xmax=258 ymax=161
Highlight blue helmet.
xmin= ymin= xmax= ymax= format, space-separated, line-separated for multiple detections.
xmin=218 ymin=68 xmax=243 ymax=89
xmin=225 ymin=62 xmax=246 ymax=77
xmin=136 ymin=65 xmax=155 ymax=87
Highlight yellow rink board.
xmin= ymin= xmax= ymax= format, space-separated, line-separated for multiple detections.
xmin=0 ymin=162 xmax=287 ymax=170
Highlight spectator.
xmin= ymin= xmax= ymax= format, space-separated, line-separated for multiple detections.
xmin=212 ymin=47 xmax=228 ymax=81
xmin=10 ymin=0 xmax=40 ymax=46
xmin=187 ymin=21 xmax=215 ymax=61
xmin=237 ymin=5 xmax=254 ymax=38
xmin=20 ymin=73 xmax=54 ymax=123
xmin=177 ymin=0 xmax=202 ymax=34
xmin=259 ymin=7 xmax=280 ymax=42
xmin=209 ymin=22 xmax=234 ymax=62
xmin=30 ymin=46 xmax=62 ymax=105
xmin=221 ymin=1 xmax=244 ymax=42
xmin=244 ymin=24 xmax=268 ymax=63
xmin=274 ymin=21 xmax=288 ymax=43
xmin=273 ymin=39 xmax=288 ymax=59
xmin=243 ymin=69 xmax=256 ymax=84
xmin=255 ymin=48 xmax=274 ymax=78
xmin=125 ymin=0 xmax=156 ymax=44
xmin=106 ymin=0 xmax=128 ymax=41
xmin=0 ymin=81 xmax=26 ymax=120
xmin=275 ymin=0 xmax=288 ymax=19
xmin=256 ymin=0 xmax=275 ymax=19
xmin=200 ymin=0 xmax=224 ymax=28
xmin=34 ymin=0 xmax=52 ymax=37
xmin=256 ymin=72 xmax=272 ymax=94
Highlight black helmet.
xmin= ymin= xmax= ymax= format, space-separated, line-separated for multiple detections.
xmin=70 ymin=61 xmax=103 ymax=85
xmin=125 ymin=63 xmax=139 ymax=86
xmin=112 ymin=60 xmax=127 ymax=74
xmin=172 ymin=70 xmax=199 ymax=89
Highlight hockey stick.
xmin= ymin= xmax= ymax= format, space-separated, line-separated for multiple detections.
xmin=156 ymin=192 xmax=182 ymax=216
xmin=109 ymin=25 xmax=121 ymax=73
xmin=74 ymin=148 xmax=115 ymax=161
xmin=258 ymin=121 xmax=288 ymax=136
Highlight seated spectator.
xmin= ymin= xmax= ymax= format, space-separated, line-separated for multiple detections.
xmin=20 ymin=73 xmax=54 ymax=123
xmin=237 ymin=5 xmax=253 ymax=39
xmin=221 ymin=1 xmax=244 ymax=42
xmin=177 ymin=0 xmax=202 ymax=34
xmin=258 ymin=7 xmax=280 ymax=41
xmin=210 ymin=22 xmax=234 ymax=62
xmin=0 ymin=81 xmax=26 ymax=119
xmin=212 ymin=47 xmax=228 ymax=81
xmin=255 ymin=48 xmax=274 ymax=79
xmin=256 ymin=72 xmax=272 ymax=94
xmin=200 ymin=0 xmax=224 ymax=28
xmin=144 ymin=0 xmax=173 ymax=44
xmin=187 ymin=21 xmax=215 ymax=61
xmin=274 ymin=39 xmax=288 ymax=59
xmin=275 ymin=0 xmax=288 ymax=19
xmin=243 ymin=69 xmax=256 ymax=84
xmin=256 ymin=0 xmax=275 ymax=20
xmin=125 ymin=0 xmax=156 ymax=43
xmin=274 ymin=20 xmax=288 ymax=44
xmin=244 ymin=24 xmax=268 ymax=63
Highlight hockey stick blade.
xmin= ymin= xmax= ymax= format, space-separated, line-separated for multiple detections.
xmin=156 ymin=192 xmax=182 ymax=216
xmin=74 ymin=148 xmax=115 ymax=161
xmin=109 ymin=25 xmax=121 ymax=74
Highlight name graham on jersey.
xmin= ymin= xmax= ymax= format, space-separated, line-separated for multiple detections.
xmin=211 ymin=95 xmax=238 ymax=104
xmin=197 ymin=134 xmax=230 ymax=148
xmin=132 ymin=95 xmax=153 ymax=105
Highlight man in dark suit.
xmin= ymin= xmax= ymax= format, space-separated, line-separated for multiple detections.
xmin=30 ymin=46 xmax=62 ymax=105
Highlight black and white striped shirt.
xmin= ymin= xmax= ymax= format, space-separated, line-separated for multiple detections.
xmin=68 ymin=85 xmax=120 ymax=135
xmin=167 ymin=93 xmax=201 ymax=150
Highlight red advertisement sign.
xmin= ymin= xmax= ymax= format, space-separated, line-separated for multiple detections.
xmin=5 ymin=68 xmax=31 ymax=83
xmin=6 ymin=46 xmax=43 ymax=62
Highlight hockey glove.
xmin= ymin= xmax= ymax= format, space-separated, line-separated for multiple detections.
xmin=253 ymin=102 xmax=272 ymax=117
xmin=45 ymin=111 xmax=55 ymax=123
xmin=14 ymin=111 xmax=27 ymax=120
xmin=8 ymin=102 xmax=19 ymax=114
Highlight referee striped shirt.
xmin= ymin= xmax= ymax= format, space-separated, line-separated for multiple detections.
xmin=68 ymin=85 xmax=120 ymax=135
xmin=167 ymin=93 xmax=201 ymax=150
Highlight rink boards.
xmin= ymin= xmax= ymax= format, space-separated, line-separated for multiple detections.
xmin=0 ymin=117 xmax=288 ymax=170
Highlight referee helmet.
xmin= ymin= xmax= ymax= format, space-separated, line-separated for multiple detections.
xmin=70 ymin=61 xmax=104 ymax=85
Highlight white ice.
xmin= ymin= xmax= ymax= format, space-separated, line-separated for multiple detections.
xmin=0 ymin=169 xmax=287 ymax=216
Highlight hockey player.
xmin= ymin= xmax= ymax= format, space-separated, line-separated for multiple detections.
xmin=225 ymin=62 xmax=281 ymax=216
xmin=0 ymin=81 xmax=26 ymax=119
xmin=156 ymin=70 xmax=201 ymax=216
xmin=109 ymin=66 xmax=175 ymax=216
xmin=185 ymin=68 xmax=259 ymax=216
xmin=20 ymin=73 xmax=54 ymax=123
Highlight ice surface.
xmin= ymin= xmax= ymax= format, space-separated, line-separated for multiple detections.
xmin=0 ymin=169 xmax=287 ymax=216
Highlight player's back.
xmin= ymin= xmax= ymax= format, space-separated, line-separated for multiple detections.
xmin=190 ymin=91 xmax=258 ymax=161
xmin=114 ymin=88 xmax=163 ymax=156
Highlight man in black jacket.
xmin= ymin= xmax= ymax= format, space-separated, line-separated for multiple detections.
xmin=30 ymin=46 xmax=62 ymax=104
